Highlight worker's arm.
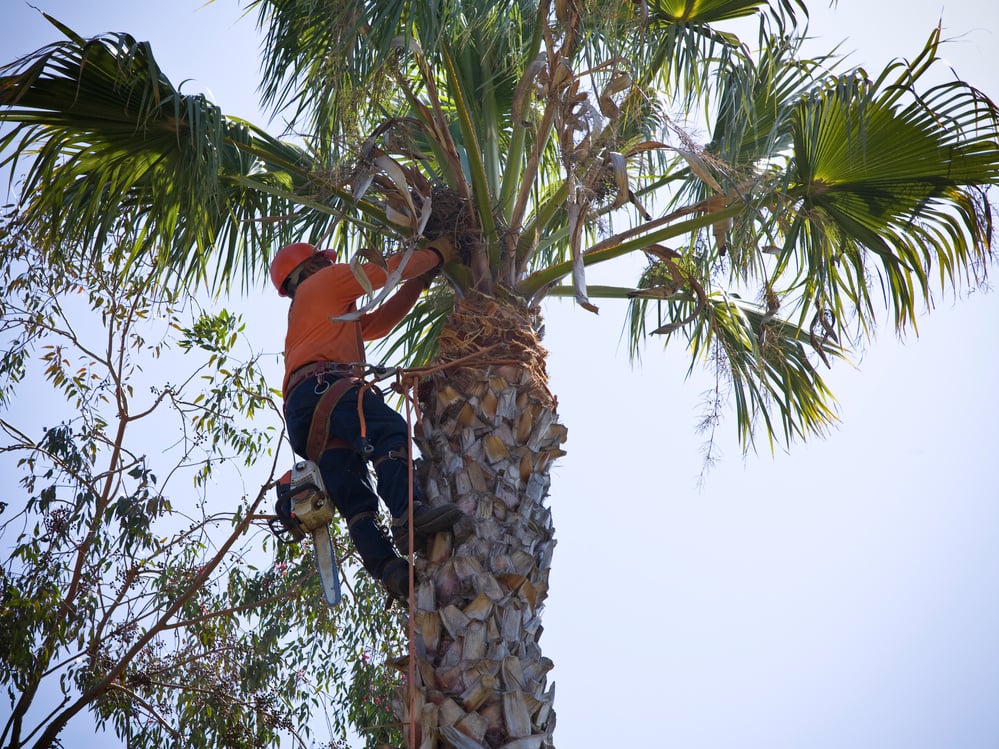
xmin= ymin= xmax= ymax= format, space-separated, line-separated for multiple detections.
xmin=321 ymin=247 xmax=442 ymax=303
xmin=358 ymin=248 xmax=443 ymax=340
xmin=360 ymin=275 xmax=431 ymax=340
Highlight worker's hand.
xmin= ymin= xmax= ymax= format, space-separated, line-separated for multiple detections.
xmin=426 ymin=236 xmax=458 ymax=266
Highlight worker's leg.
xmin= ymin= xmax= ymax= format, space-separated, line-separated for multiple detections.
xmin=355 ymin=387 xmax=420 ymax=519
xmin=284 ymin=379 xmax=402 ymax=511
xmin=357 ymin=389 xmax=464 ymax=553
xmin=295 ymin=383 xmax=462 ymax=560
xmin=317 ymin=448 xmax=398 ymax=578
xmin=284 ymin=380 xmax=399 ymax=579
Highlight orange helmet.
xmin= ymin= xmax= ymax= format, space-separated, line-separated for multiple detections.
xmin=270 ymin=242 xmax=317 ymax=296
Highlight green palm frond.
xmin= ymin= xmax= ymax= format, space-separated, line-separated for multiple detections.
xmin=637 ymin=0 xmax=805 ymax=106
xmin=781 ymin=26 xmax=998 ymax=332
xmin=251 ymin=0 xmax=401 ymax=150
xmin=0 ymin=19 xmax=336 ymax=289
xmin=619 ymin=24 xmax=997 ymax=447
xmin=689 ymin=291 xmax=841 ymax=448
xmin=707 ymin=30 xmax=822 ymax=169
xmin=251 ymin=0 xmax=539 ymax=153
xmin=622 ymin=254 xmax=842 ymax=447
xmin=3 ymin=4 xmax=997 ymax=452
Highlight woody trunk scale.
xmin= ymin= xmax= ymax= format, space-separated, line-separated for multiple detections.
xmin=395 ymin=291 xmax=568 ymax=749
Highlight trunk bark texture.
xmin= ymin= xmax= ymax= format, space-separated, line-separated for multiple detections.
xmin=395 ymin=291 xmax=567 ymax=749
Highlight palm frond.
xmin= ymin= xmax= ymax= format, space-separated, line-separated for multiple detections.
xmin=688 ymin=292 xmax=841 ymax=448
xmin=637 ymin=0 xmax=802 ymax=106
xmin=250 ymin=0 xmax=387 ymax=148
xmin=780 ymin=26 xmax=998 ymax=333
xmin=0 ymin=19 xmax=371 ymax=290
xmin=3 ymin=3 xmax=997 ymax=456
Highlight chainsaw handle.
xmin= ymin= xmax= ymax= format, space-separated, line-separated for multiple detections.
xmin=267 ymin=516 xmax=305 ymax=544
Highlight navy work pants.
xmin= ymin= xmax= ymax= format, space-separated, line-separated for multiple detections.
xmin=284 ymin=374 xmax=419 ymax=576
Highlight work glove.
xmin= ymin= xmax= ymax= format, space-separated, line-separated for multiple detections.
xmin=426 ymin=236 xmax=458 ymax=266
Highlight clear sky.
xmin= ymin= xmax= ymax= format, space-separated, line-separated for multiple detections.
xmin=2 ymin=1 xmax=998 ymax=748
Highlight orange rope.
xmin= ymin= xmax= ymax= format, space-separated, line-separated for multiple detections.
xmin=400 ymin=369 xmax=417 ymax=749
xmin=397 ymin=344 xmax=514 ymax=386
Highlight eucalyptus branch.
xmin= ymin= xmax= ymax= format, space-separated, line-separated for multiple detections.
xmin=90 ymin=565 xmax=141 ymax=660
xmin=104 ymin=684 xmax=181 ymax=740
xmin=58 ymin=385 xmax=132 ymax=621
xmin=131 ymin=678 xmax=307 ymax=749
xmin=16 ymin=694 xmax=70 ymax=747
xmin=0 ymin=419 xmax=105 ymax=515
xmin=146 ymin=643 xmax=248 ymax=676
xmin=124 ymin=385 xmax=174 ymax=422
xmin=110 ymin=287 xmax=147 ymax=419
xmin=38 ymin=650 xmax=88 ymax=681
xmin=160 ymin=577 xmax=307 ymax=632
xmin=29 ymin=485 xmax=269 ymax=749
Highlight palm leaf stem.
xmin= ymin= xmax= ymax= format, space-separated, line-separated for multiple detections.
xmin=547 ymin=284 xmax=674 ymax=299
xmin=402 ymin=37 xmax=468 ymax=197
xmin=440 ymin=39 xmax=496 ymax=290
xmin=498 ymin=6 xmax=546 ymax=219
xmin=515 ymin=180 xmax=568 ymax=275
xmin=468 ymin=41 xmax=500 ymax=198
xmin=509 ymin=92 xmax=560 ymax=250
xmin=499 ymin=119 xmax=529 ymax=218
xmin=225 ymin=176 xmax=366 ymax=229
xmin=393 ymin=78 xmax=464 ymax=190
xmin=521 ymin=202 xmax=742 ymax=298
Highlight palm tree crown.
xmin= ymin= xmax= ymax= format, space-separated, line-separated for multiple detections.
xmin=3 ymin=1 xmax=995 ymax=448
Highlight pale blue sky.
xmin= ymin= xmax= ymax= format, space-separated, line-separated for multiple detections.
xmin=2 ymin=1 xmax=998 ymax=747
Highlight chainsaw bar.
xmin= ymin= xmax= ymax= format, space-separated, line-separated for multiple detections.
xmin=312 ymin=523 xmax=342 ymax=607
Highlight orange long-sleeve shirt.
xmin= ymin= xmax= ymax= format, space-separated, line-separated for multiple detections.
xmin=282 ymin=249 xmax=441 ymax=395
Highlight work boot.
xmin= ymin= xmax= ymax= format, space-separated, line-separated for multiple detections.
xmin=378 ymin=557 xmax=411 ymax=603
xmin=391 ymin=501 xmax=464 ymax=556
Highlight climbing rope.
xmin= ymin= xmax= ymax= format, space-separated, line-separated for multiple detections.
xmin=400 ymin=378 xmax=418 ymax=749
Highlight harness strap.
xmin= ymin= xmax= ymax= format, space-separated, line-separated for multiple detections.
xmin=287 ymin=361 xmax=360 ymax=396
xmin=372 ymin=449 xmax=408 ymax=469
xmin=306 ymin=377 xmax=360 ymax=462
xmin=346 ymin=510 xmax=376 ymax=530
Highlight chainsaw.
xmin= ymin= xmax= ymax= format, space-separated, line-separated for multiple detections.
xmin=269 ymin=460 xmax=342 ymax=606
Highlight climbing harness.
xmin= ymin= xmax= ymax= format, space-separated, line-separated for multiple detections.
xmin=305 ymin=376 xmax=358 ymax=461
xmin=268 ymin=362 xmax=405 ymax=607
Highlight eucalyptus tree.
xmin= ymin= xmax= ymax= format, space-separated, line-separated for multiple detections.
xmin=0 ymin=214 xmax=408 ymax=749
xmin=1 ymin=1 xmax=996 ymax=748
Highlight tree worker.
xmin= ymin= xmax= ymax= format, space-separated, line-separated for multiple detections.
xmin=271 ymin=240 xmax=463 ymax=600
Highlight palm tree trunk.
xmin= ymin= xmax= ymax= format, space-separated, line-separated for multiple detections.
xmin=397 ymin=291 xmax=567 ymax=749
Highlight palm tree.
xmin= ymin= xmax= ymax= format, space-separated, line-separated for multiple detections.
xmin=2 ymin=1 xmax=996 ymax=747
